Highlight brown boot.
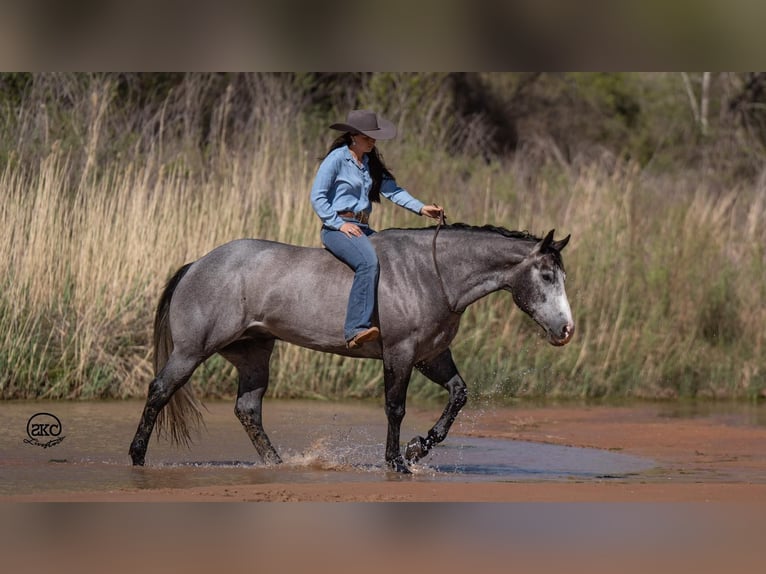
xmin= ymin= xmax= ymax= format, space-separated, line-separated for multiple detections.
xmin=346 ymin=326 xmax=380 ymax=349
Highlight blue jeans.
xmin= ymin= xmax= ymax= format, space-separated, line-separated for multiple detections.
xmin=321 ymin=224 xmax=379 ymax=342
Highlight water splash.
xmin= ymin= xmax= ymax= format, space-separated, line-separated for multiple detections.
xmin=281 ymin=430 xmax=386 ymax=473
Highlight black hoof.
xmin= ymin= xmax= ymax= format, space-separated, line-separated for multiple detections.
xmin=129 ymin=442 xmax=146 ymax=466
xmin=388 ymin=456 xmax=412 ymax=474
xmin=405 ymin=436 xmax=429 ymax=462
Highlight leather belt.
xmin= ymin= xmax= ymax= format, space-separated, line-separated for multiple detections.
xmin=338 ymin=211 xmax=370 ymax=225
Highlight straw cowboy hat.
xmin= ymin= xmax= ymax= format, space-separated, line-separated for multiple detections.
xmin=329 ymin=109 xmax=397 ymax=140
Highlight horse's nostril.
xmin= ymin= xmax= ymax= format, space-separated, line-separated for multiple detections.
xmin=549 ymin=323 xmax=574 ymax=346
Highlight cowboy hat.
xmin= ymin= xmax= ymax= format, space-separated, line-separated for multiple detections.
xmin=329 ymin=109 xmax=397 ymax=140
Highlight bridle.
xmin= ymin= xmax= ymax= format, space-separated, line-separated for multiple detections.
xmin=431 ymin=210 xmax=463 ymax=315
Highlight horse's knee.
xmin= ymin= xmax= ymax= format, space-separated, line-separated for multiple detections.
xmin=385 ymin=401 xmax=405 ymax=424
xmin=235 ymin=388 xmax=265 ymax=418
xmin=453 ymin=382 xmax=468 ymax=409
xmin=234 ymin=402 xmax=252 ymax=421
xmin=234 ymin=402 xmax=261 ymax=427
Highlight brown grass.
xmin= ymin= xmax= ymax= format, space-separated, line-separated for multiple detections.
xmin=1 ymin=75 xmax=764 ymax=400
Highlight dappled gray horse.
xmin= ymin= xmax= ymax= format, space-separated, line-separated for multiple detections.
xmin=129 ymin=224 xmax=574 ymax=472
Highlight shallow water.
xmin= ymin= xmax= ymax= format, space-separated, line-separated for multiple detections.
xmin=1 ymin=399 xmax=657 ymax=496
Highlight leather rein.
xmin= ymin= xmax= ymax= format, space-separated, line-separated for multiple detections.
xmin=431 ymin=211 xmax=462 ymax=315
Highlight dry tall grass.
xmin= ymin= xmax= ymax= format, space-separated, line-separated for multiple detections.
xmin=0 ymin=142 xmax=317 ymax=397
xmin=1 ymin=75 xmax=765 ymax=401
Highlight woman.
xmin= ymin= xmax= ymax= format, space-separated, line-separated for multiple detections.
xmin=310 ymin=109 xmax=444 ymax=349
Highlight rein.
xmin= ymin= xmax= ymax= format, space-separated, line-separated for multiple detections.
xmin=431 ymin=211 xmax=462 ymax=314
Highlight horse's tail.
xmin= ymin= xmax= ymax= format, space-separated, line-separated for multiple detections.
xmin=153 ymin=263 xmax=205 ymax=447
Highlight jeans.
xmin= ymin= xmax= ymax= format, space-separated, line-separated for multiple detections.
xmin=321 ymin=224 xmax=379 ymax=342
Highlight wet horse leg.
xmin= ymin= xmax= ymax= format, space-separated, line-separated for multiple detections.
xmin=382 ymin=353 xmax=415 ymax=473
xmin=406 ymin=348 xmax=468 ymax=462
xmin=219 ymin=338 xmax=282 ymax=465
xmin=129 ymin=352 xmax=201 ymax=466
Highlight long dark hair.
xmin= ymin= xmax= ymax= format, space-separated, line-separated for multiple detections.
xmin=323 ymin=133 xmax=393 ymax=203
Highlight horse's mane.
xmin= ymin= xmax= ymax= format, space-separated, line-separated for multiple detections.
xmin=384 ymin=222 xmax=542 ymax=242
xmin=380 ymin=223 xmax=565 ymax=269
xmin=444 ymin=222 xmax=542 ymax=242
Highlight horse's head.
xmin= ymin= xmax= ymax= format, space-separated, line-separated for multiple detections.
xmin=508 ymin=229 xmax=574 ymax=346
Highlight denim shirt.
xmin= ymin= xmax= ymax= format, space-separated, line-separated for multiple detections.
xmin=310 ymin=146 xmax=425 ymax=230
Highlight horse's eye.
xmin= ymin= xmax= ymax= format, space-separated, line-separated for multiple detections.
xmin=541 ymin=271 xmax=555 ymax=283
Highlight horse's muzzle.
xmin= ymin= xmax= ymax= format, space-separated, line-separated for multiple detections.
xmin=549 ymin=322 xmax=575 ymax=346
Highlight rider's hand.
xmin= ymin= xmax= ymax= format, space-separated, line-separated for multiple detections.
xmin=420 ymin=204 xmax=444 ymax=220
xmin=340 ymin=222 xmax=363 ymax=237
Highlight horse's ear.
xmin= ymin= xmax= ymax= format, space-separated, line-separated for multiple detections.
xmin=535 ymin=229 xmax=555 ymax=253
xmin=552 ymin=234 xmax=570 ymax=252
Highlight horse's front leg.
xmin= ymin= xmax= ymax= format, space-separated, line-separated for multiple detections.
xmin=406 ymin=348 xmax=467 ymax=462
xmin=382 ymin=355 xmax=414 ymax=473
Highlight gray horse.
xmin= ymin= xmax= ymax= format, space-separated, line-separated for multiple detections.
xmin=129 ymin=224 xmax=574 ymax=472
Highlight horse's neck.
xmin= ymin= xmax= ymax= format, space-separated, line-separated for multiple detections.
xmin=440 ymin=232 xmax=532 ymax=311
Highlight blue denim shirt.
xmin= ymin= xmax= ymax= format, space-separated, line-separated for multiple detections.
xmin=310 ymin=146 xmax=425 ymax=230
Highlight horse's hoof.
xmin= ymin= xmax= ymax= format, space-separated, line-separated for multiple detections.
xmin=388 ymin=456 xmax=412 ymax=474
xmin=129 ymin=443 xmax=145 ymax=466
xmin=405 ymin=436 xmax=428 ymax=461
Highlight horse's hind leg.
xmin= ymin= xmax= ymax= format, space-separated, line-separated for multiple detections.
xmin=406 ymin=348 xmax=468 ymax=462
xmin=219 ymin=337 xmax=281 ymax=465
xmin=129 ymin=352 xmax=201 ymax=466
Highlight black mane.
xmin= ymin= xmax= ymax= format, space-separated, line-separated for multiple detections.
xmin=441 ymin=222 xmax=542 ymax=242
xmin=384 ymin=222 xmax=542 ymax=242
xmin=383 ymin=223 xmax=564 ymax=269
